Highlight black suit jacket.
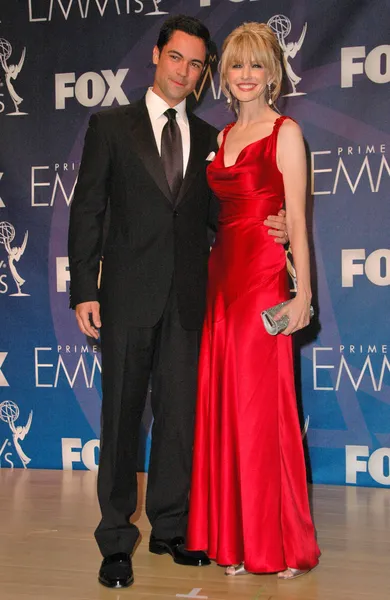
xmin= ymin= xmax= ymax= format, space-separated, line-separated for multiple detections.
xmin=68 ymin=98 xmax=219 ymax=330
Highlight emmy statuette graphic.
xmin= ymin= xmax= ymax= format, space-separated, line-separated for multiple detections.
xmin=146 ymin=0 xmax=168 ymax=16
xmin=0 ymin=400 xmax=33 ymax=469
xmin=268 ymin=15 xmax=307 ymax=97
xmin=0 ymin=38 xmax=27 ymax=116
xmin=0 ymin=221 xmax=29 ymax=296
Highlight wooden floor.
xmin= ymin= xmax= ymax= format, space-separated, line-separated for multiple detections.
xmin=0 ymin=470 xmax=389 ymax=600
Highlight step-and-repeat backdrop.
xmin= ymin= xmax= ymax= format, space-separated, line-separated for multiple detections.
xmin=0 ymin=0 xmax=389 ymax=486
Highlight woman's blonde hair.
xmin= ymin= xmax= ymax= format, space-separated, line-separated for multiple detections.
xmin=219 ymin=22 xmax=283 ymax=112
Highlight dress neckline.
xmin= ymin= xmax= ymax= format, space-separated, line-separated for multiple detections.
xmin=222 ymin=115 xmax=286 ymax=169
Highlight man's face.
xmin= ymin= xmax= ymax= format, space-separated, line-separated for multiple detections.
xmin=152 ymin=30 xmax=206 ymax=106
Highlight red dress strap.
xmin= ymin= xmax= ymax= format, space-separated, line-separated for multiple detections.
xmin=222 ymin=122 xmax=236 ymax=141
xmin=272 ymin=115 xmax=296 ymax=135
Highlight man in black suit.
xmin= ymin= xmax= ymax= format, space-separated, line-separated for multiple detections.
xmin=68 ymin=15 xmax=288 ymax=588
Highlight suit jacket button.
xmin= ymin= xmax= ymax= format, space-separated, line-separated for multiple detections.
xmin=173 ymin=210 xmax=179 ymax=217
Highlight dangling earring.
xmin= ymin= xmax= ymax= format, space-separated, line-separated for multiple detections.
xmin=267 ymin=83 xmax=273 ymax=106
xmin=225 ymin=85 xmax=232 ymax=106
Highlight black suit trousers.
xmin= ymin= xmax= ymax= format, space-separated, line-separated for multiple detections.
xmin=95 ymin=283 xmax=200 ymax=557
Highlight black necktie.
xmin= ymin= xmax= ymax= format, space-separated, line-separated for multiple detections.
xmin=161 ymin=108 xmax=183 ymax=202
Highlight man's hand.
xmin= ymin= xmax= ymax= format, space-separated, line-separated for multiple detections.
xmin=75 ymin=301 xmax=101 ymax=339
xmin=264 ymin=209 xmax=288 ymax=245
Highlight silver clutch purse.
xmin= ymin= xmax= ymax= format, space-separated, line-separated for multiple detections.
xmin=261 ymin=245 xmax=314 ymax=335
xmin=261 ymin=300 xmax=314 ymax=336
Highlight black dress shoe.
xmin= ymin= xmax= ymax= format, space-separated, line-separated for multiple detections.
xmin=149 ymin=535 xmax=211 ymax=566
xmin=98 ymin=552 xmax=134 ymax=588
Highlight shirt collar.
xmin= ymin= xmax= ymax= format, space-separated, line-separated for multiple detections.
xmin=145 ymin=87 xmax=188 ymax=126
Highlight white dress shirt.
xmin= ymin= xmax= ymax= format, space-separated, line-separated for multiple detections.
xmin=145 ymin=87 xmax=190 ymax=176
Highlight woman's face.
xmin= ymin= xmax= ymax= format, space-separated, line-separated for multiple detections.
xmin=227 ymin=57 xmax=270 ymax=105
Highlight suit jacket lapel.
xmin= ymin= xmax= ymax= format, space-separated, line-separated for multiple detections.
xmin=176 ymin=112 xmax=209 ymax=207
xmin=126 ymin=98 xmax=173 ymax=204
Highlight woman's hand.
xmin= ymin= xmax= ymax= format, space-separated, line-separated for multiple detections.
xmin=274 ymin=295 xmax=312 ymax=336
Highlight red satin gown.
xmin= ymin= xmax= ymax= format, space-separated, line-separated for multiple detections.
xmin=186 ymin=116 xmax=320 ymax=573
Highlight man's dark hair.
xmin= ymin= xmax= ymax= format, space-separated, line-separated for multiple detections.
xmin=156 ymin=14 xmax=212 ymax=63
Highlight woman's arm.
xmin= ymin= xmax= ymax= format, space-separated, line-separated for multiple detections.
xmin=276 ymin=119 xmax=312 ymax=335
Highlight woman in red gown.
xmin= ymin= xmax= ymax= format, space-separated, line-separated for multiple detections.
xmin=186 ymin=22 xmax=320 ymax=579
